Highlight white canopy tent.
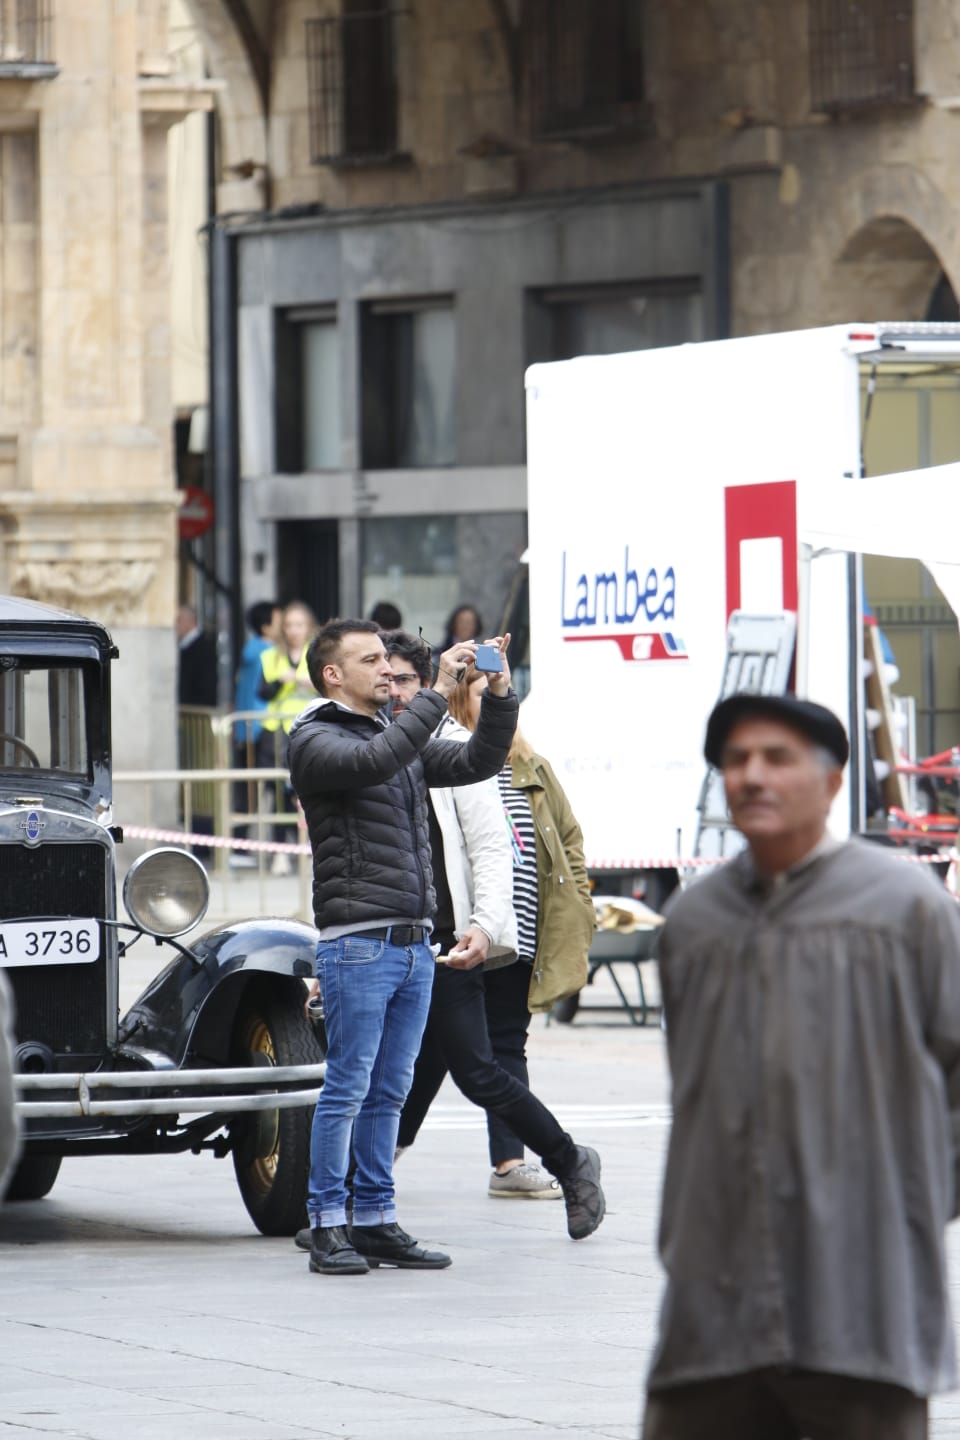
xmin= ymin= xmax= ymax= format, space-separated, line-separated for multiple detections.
xmin=800 ymin=462 xmax=960 ymax=625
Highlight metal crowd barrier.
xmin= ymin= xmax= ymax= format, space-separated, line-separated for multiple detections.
xmin=116 ymin=708 xmax=314 ymax=923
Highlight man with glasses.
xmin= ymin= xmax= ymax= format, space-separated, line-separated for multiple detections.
xmin=383 ymin=630 xmax=605 ymax=1242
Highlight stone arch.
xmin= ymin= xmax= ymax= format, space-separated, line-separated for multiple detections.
xmin=180 ymin=0 xmax=269 ymax=210
xmin=799 ymin=166 xmax=960 ymax=325
xmin=831 ymin=215 xmax=951 ymax=318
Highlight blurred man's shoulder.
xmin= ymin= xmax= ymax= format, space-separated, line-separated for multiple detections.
xmin=662 ymin=856 xmax=743 ymax=920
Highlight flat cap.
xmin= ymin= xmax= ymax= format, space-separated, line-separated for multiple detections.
xmin=704 ymin=692 xmax=849 ymax=769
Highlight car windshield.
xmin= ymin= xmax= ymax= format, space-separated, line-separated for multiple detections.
xmin=0 ymin=661 xmax=90 ymax=778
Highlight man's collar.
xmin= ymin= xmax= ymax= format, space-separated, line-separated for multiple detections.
xmin=326 ymin=698 xmax=388 ymax=728
xmin=742 ymin=833 xmax=841 ymax=897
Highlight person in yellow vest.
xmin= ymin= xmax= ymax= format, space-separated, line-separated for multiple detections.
xmin=255 ymin=601 xmax=318 ymax=872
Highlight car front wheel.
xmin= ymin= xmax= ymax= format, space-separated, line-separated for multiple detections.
xmin=4 ymin=1153 xmax=62 ymax=1202
xmin=231 ymin=986 xmax=325 ymax=1236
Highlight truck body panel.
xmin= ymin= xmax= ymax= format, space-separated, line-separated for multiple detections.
xmin=523 ymin=324 xmax=960 ymax=868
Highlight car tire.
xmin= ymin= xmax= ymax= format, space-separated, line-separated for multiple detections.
xmin=551 ymin=993 xmax=581 ymax=1024
xmin=4 ymin=1153 xmax=62 ymax=1202
xmin=231 ymin=987 xmax=326 ymax=1237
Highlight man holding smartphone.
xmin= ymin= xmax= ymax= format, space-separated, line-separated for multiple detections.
xmin=382 ymin=630 xmax=605 ymax=1241
xmin=288 ymin=618 xmax=518 ymax=1276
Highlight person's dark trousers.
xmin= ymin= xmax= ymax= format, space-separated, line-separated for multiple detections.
xmin=397 ymin=1017 xmax=449 ymax=1148
xmin=641 ymin=1368 xmax=928 ymax=1440
xmin=397 ymin=940 xmax=576 ymax=1176
xmin=254 ymin=728 xmax=295 ymax=848
xmin=233 ymin=738 xmax=257 ymax=842
xmin=483 ymin=956 xmax=535 ymax=1167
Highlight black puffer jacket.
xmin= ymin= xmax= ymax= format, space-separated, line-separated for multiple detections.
xmin=288 ymin=687 xmax=518 ymax=931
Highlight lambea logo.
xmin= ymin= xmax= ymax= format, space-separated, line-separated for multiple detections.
xmin=560 ymin=548 xmax=688 ymax=662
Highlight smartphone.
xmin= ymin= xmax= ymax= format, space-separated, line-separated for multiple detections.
xmin=474 ymin=643 xmax=503 ymax=673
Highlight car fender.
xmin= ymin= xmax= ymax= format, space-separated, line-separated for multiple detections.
xmin=117 ymin=918 xmax=318 ymax=1069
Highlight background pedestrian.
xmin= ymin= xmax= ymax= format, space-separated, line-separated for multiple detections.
xmin=445 ymin=670 xmax=595 ymax=1198
xmin=385 ymin=631 xmax=606 ymax=1240
xmin=256 ymin=600 xmax=317 ymax=873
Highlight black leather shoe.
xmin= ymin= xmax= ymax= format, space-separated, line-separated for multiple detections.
xmin=349 ymin=1222 xmax=452 ymax=1269
xmin=308 ymin=1225 xmax=370 ymax=1275
xmin=296 ymin=1193 xmax=353 ymax=1250
xmin=558 ymin=1145 xmax=606 ymax=1240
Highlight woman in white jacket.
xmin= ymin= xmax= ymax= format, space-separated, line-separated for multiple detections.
xmin=388 ymin=633 xmax=603 ymax=1238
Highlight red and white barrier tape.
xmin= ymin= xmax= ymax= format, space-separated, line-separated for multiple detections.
xmin=124 ymin=825 xmax=310 ymax=856
xmin=121 ymin=828 xmax=958 ymax=895
xmin=586 ymin=851 xmax=958 ymax=870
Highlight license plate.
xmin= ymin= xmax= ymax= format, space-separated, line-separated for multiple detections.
xmin=0 ymin=920 xmax=100 ymax=966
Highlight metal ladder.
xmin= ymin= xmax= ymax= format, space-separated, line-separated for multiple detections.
xmin=692 ymin=611 xmax=798 ymax=860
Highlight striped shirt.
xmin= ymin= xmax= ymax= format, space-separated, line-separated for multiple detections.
xmin=498 ymin=767 xmax=538 ymax=963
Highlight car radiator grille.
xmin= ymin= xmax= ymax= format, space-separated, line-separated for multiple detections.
xmin=2 ymin=844 xmax=108 ymax=1060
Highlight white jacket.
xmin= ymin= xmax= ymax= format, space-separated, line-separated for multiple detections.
xmin=429 ymin=715 xmax=518 ymax=962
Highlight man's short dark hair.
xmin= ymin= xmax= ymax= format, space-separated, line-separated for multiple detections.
xmin=369 ymin=601 xmax=402 ymax=631
xmin=307 ymin=618 xmax=381 ymax=696
xmin=382 ymin=629 xmax=433 ymax=687
xmin=246 ymin=600 xmax=277 ymax=637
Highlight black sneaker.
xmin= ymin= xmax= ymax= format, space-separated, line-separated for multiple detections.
xmin=308 ymin=1225 xmax=370 ymax=1276
xmin=349 ymin=1222 xmax=452 ymax=1269
xmin=558 ymin=1145 xmax=605 ymax=1240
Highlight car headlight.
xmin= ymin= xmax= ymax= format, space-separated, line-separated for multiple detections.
xmin=123 ymin=847 xmax=210 ymax=938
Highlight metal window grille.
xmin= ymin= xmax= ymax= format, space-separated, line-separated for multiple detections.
xmin=306 ymin=8 xmax=399 ymax=165
xmin=524 ymin=0 xmax=645 ymax=140
xmin=809 ymin=0 xmax=915 ymax=112
xmin=0 ymin=0 xmax=53 ymax=64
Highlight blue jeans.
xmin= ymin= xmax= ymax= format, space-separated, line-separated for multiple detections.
xmin=307 ymin=933 xmax=434 ymax=1229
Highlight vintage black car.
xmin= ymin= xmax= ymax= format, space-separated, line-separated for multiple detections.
xmin=0 ymin=596 xmax=325 ymax=1234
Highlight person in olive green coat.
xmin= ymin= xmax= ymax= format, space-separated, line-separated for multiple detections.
xmin=448 ymin=674 xmax=595 ymax=1199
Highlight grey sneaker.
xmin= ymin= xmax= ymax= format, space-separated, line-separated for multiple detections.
xmin=558 ymin=1145 xmax=605 ymax=1240
xmin=488 ymin=1162 xmax=562 ymax=1199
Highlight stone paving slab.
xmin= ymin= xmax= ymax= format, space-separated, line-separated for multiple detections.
xmin=0 ymin=1021 xmax=661 ymax=1439
xmin=5 ymin=999 xmax=960 ymax=1437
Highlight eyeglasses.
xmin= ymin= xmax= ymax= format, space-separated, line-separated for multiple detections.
xmin=389 ymin=672 xmax=420 ymax=686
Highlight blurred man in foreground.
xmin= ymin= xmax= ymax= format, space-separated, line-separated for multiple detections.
xmin=642 ymin=693 xmax=960 ymax=1440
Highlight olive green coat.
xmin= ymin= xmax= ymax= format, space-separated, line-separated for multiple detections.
xmin=510 ymin=751 xmax=595 ymax=1013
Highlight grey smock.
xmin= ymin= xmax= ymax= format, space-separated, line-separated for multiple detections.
xmin=648 ymin=839 xmax=960 ymax=1398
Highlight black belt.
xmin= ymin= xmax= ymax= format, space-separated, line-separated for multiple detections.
xmin=352 ymin=925 xmax=428 ymax=947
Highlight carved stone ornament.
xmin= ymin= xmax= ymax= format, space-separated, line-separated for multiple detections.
xmin=11 ymin=560 xmax=158 ymax=626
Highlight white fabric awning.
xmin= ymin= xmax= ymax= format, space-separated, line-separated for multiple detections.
xmin=799 ymin=463 xmax=960 ymax=620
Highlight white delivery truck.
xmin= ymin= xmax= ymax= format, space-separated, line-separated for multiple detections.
xmin=520 ymin=322 xmax=960 ymax=888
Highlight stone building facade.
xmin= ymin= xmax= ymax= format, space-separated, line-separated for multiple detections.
xmin=177 ymin=2 xmax=960 ymax=744
xmin=5 ymin=3 xmax=959 ymax=757
xmin=0 ymin=1 xmax=212 ymax=771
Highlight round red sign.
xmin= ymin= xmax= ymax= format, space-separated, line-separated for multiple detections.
xmin=178 ymin=487 xmax=215 ymax=541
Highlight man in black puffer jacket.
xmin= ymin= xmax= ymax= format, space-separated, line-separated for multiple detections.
xmin=288 ymin=617 xmax=518 ymax=1276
